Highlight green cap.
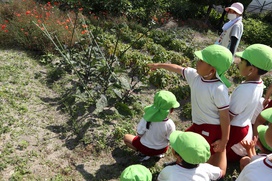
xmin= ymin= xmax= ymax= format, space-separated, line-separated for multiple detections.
xmin=260 ymin=108 xmax=272 ymax=123
xmin=169 ymin=131 xmax=211 ymax=164
xmin=120 ymin=164 xmax=152 ymax=181
xmin=143 ymin=90 xmax=180 ymax=122
xmin=194 ymin=44 xmax=233 ymax=88
xmin=257 ymin=125 xmax=272 ymax=151
xmin=235 ymin=44 xmax=272 ymax=71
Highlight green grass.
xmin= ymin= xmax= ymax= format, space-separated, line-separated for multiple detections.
xmin=0 ymin=23 xmax=243 ymax=180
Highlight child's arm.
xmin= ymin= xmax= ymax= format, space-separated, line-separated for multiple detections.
xmin=212 ymin=109 xmax=230 ymax=152
xmin=147 ymin=63 xmax=184 ymax=75
xmin=240 ymin=136 xmax=257 ymax=158
xmin=263 ymin=84 xmax=272 ymax=107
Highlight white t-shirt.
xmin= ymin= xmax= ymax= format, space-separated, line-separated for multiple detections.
xmin=137 ymin=118 xmax=175 ymax=150
xmin=182 ymin=67 xmax=229 ymax=125
xmin=229 ymin=81 xmax=264 ymax=156
xmin=229 ymin=80 xmax=264 ymax=127
xmin=251 ymin=97 xmax=264 ymax=124
xmin=236 ymin=154 xmax=272 ymax=181
xmin=157 ymin=163 xmax=222 ymax=181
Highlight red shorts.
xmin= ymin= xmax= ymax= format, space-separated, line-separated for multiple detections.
xmin=132 ymin=136 xmax=168 ymax=156
xmin=226 ymin=125 xmax=249 ymax=162
xmin=186 ymin=123 xmax=222 ymax=155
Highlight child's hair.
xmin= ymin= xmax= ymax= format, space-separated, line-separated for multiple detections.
xmin=242 ymin=58 xmax=268 ymax=75
xmin=181 ymin=159 xmax=199 ymax=169
xmin=173 ymin=150 xmax=199 ymax=168
xmin=146 ymin=122 xmax=151 ymax=129
xmin=145 ymin=108 xmax=173 ymax=129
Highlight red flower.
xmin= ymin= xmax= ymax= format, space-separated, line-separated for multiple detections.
xmin=26 ymin=10 xmax=31 ymax=15
xmin=78 ymin=8 xmax=83 ymax=11
xmin=1 ymin=24 xmax=6 ymax=30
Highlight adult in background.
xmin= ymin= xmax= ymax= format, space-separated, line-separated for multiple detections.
xmin=215 ymin=2 xmax=244 ymax=55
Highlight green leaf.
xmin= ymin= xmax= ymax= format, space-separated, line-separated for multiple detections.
xmin=94 ymin=94 xmax=108 ymax=114
xmin=113 ymin=89 xmax=122 ymax=99
xmin=118 ymin=76 xmax=131 ymax=90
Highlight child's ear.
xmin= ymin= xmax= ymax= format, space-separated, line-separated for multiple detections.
xmin=211 ymin=68 xmax=216 ymax=74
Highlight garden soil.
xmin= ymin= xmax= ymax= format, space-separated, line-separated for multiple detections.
xmin=0 ymin=30 xmax=242 ymax=180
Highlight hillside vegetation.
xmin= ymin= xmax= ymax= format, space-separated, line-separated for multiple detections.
xmin=0 ymin=0 xmax=271 ymax=180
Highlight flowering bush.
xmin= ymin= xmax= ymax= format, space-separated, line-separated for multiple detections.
xmin=0 ymin=0 xmax=84 ymax=52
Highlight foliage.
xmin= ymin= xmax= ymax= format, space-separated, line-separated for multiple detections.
xmin=243 ymin=17 xmax=272 ymax=47
xmin=181 ymin=102 xmax=192 ymax=119
xmin=0 ymin=0 xmax=83 ymax=52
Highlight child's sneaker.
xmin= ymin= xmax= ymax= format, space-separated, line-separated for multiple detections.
xmin=155 ymin=154 xmax=165 ymax=158
xmin=139 ymin=155 xmax=151 ymax=162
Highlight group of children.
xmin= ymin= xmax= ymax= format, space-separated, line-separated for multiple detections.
xmin=119 ymin=2 xmax=272 ymax=180
xmin=121 ymin=42 xmax=272 ymax=181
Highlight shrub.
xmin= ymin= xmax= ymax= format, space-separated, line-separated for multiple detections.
xmin=243 ymin=18 xmax=272 ymax=46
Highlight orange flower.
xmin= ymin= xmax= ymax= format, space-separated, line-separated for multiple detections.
xmin=82 ymin=24 xmax=88 ymax=28
xmin=16 ymin=13 xmax=21 ymax=17
xmin=54 ymin=2 xmax=60 ymax=6
xmin=81 ymin=30 xmax=88 ymax=34
xmin=26 ymin=10 xmax=31 ymax=15
xmin=65 ymin=25 xmax=68 ymax=29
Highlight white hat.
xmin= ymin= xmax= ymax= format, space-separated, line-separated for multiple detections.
xmin=225 ymin=2 xmax=244 ymax=14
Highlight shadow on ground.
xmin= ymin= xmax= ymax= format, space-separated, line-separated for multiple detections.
xmin=75 ymin=147 xmax=161 ymax=181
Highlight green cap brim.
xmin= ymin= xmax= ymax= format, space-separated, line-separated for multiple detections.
xmin=258 ymin=125 xmax=272 ymax=151
xmin=260 ymin=108 xmax=272 ymax=123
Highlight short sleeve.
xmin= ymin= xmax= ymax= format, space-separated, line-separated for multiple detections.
xmin=230 ymin=23 xmax=242 ymax=39
xmin=137 ymin=118 xmax=147 ymax=135
xmin=182 ymin=67 xmax=198 ymax=87
xmin=214 ymin=84 xmax=229 ymax=110
xmin=166 ymin=119 xmax=176 ymax=140
xmin=203 ymin=163 xmax=222 ymax=180
xmin=229 ymin=86 xmax=251 ymax=116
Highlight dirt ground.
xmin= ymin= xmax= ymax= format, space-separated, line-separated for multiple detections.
xmin=0 ymin=29 xmax=246 ymax=180
xmin=0 ymin=48 xmax=194 ymax=180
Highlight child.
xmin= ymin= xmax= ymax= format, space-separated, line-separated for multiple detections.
xmin=236 ymin=108 xmax=272 ymax=181
xmin=263 ymin=83 xmax=272 ymax=109
xmin=215 ymin=2 xmax=244 ymax=55
xmin=123 ymin=90 xmax=179 ymax=161
xmin=252 ymin=83 xmax=272 ymax=136
xmin=240 ymin=122 xmax=272 ymax=170
xmin=157 ymin=131 xmax=223 ymax=180
xmin=120 ymin=164 xmax=152 ymax=181
xmin=227 ymin=44 xmax=272 ymax=162
xmin=148 ymin=44 xmax=232 ymax=175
